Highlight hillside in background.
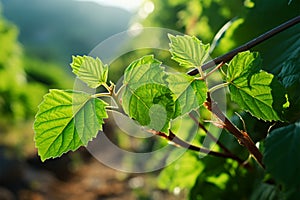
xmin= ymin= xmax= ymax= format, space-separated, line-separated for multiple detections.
xmin=1 ymin=0 xmax=132 ymax=64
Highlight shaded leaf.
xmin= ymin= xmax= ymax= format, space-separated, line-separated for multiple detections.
xmin=250 ymin=183 xmax=279 ymax=200
xmin=277 ymin=48 xmax=300 ymax=122
xmin=263 ymin=122 xmax=300 ymax=187
xmin=277 ymin=48 xmax=300 ymax=88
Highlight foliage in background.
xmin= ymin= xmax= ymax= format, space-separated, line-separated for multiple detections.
xmin=0 ymin=8 xmax=43 ymax=126
xmin=0 ymin=5 xmax=73 ymax=156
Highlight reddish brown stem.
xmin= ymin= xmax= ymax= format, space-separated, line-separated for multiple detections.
xmin=189 ymin=113 xmax=231 ymax=154
xmin=148 ymin=129 xmax=248 ymax=167
xmin=204 ymin=93 xmax=265 ymax=168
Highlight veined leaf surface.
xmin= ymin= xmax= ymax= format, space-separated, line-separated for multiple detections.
xmin=70 ymin=55 xmax=108 ymax=88
xmin=167 ymin=73 xmax=207 ymax=118
xmin=168 ymin=34 xmax=210 ymax=68
xmin=226 ymin=51 xmax=286 ymax=121
xmin=34 ymin=89 xmax=107 ymax=161
xmin=122 ymin=55 xmax=175 ymax=132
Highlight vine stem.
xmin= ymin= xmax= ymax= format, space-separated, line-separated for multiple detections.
xmin=204 ymin=62 xmax=224 ymax=79
xmin=148 ymin=129 xmax=248 ymax=167
xmin=188 ymin=113 xmax=231 ymax=154
xmin=208 ymin=82 xmax=229 ymax=93
xmin=93 ymin=93 xmax=111 ymax=98
xmin=204 ymin=93 xmax=265 ymax=168
xmin=102 ymin=82 xmax=112 ymax=93
xmin=188 ymin=15 xmax=300 ymax=75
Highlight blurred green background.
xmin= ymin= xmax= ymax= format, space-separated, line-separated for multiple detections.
xmin=0 ymin=0 xmax=299 ymax=199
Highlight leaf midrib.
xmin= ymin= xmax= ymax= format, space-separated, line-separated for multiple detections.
xmin=229 ymin=82 xmax=278 ymax=119
xmin=41 ymin=95 xmax=91 ymax=156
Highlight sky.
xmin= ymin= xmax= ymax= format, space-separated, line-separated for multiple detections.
xmin=76 ymin=0 xmax=144 ymax=12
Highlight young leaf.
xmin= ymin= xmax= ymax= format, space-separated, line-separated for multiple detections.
xmin=122 ymin=55 xmax=175 ymax=132
xmin=226 ymin=51 xmax=286 ymax=121
xmin=167 ymin=73 xmax=207 ymax=118
xmin=70 ymin=55 xmax=108 ymax=88
xmin=227 ymin=51 xmax=261 ymax=81
xmin=168 ymin=34 xmax=210 ymax=68
xmin=34 ymin=89 xmax=108 ymax=161
xmin=263 ymin=122 xmax=300 ymax=187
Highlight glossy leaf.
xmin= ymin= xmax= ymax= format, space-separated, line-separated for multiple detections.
xmin=263 ymin=122 xmax=300 ymax=187
xmin=70 ymin=55 xmax=108 ymax=88
xmin=122 ymin=55 xmax=175 ymax=132
xmin=226 ymin=51 xmax=286 ymax=121
xmin=34 ymin=89 xmax=107 ymax=161
xmin=167 ymin=73 xmax=207 ymax=118
xmin=168 ymin=34 xmax=210 ymax=68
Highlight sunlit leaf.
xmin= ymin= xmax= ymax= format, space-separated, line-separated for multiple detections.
xmin=226 ymin=51 xmax=286 ymax=121
xmin=122 ymin=55 xmax=175 ymax=132
xmin=168 ymin=34 xmax=210 ymax=68
xmin=70 ymin=55 xmax=108 ymax=88
xmin=227 ymin=51 xmax=261 ymax=81
xmin=167 ymin=73 xmax=207 ymax=118
xmin=34 ymin=89 xmax=107 ymax=161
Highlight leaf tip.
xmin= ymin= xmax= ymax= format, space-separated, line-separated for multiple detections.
xmin=167 ymin=33 xmax=175 ymax=40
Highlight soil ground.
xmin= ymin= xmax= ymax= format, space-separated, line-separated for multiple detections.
xmin=0 ymin=152 xmax=184 ymax=200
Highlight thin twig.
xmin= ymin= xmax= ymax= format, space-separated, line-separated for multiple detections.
xmin=147 ymin=129 xmax=248 ymax=167
xmin=188 ymin=113 xmax=232 ymax=154
xmin=204 ymin=62 xmax=224 ymax=78
xmin=188 ymin=15 xmax=300 ymax=75
xmin=208 ymin=82 xmax=229 ymax=93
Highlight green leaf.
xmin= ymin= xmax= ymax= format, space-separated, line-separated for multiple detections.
xmin=227 ymin=51 xmax=261 ymax=81
xmin=122 ymin=55 xmax=175 ymax=132
xmin=277 ymin=51 xmax=300 ymax=88
xmin=263 ymin=122 xmax=300 ymax=187
xmin=70 ymin=55 xmax=108 ymax=88
xmin=276 ymin=48 xmax=300 ymax=122
xmin=167 ymin=73 xmax=207 ymax=118
xmin=250 ymin=183 xmax=279 ymax=200
xmin=158 ymin=151 xmax=204 ymax=191
xmin=34 ymin=89 xmax=108 ymax=161
xmin=226 ymin=51 xmax=286 ymax=121
xmin=168 ymin=34 xmax=210 ymax=68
